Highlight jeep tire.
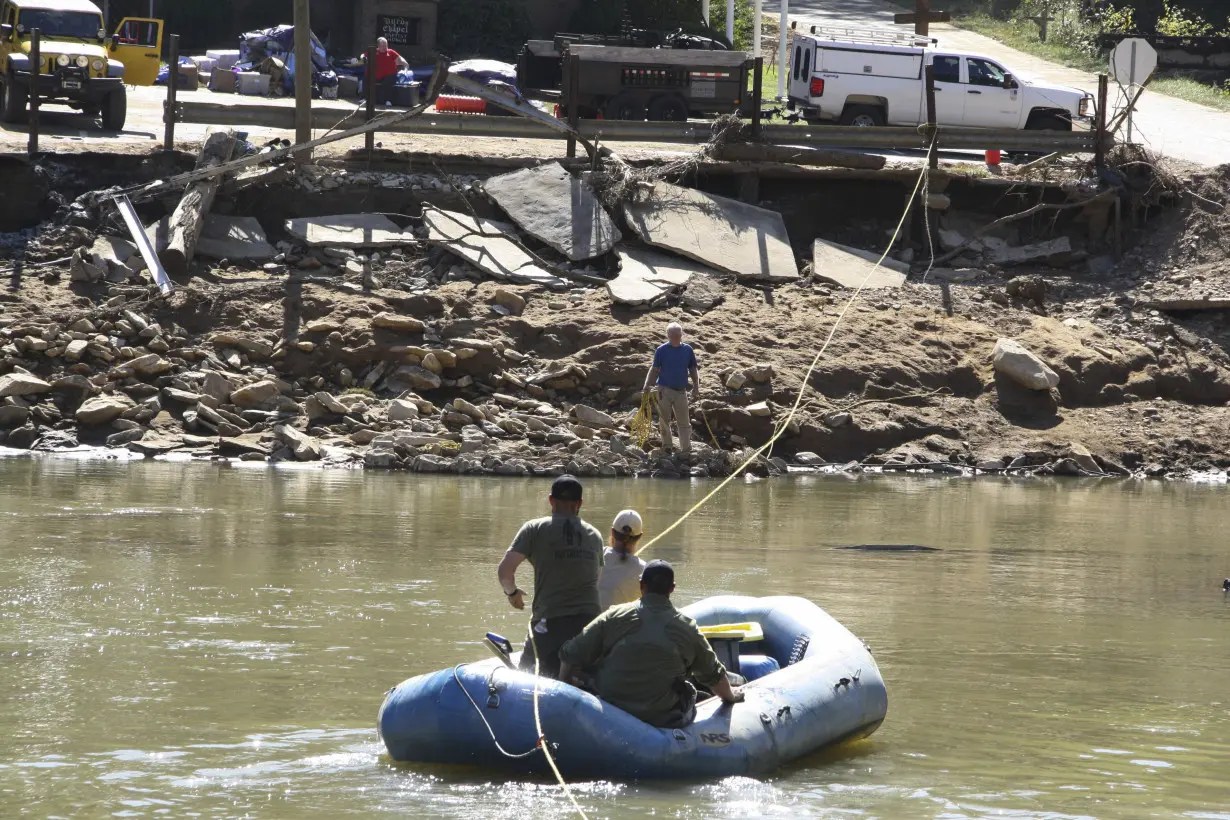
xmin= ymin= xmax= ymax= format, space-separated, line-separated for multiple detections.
xmin=1 ymin=73 xmax=29 ymax=124
xmin=101 ymin=88 xmax=126 ymax=131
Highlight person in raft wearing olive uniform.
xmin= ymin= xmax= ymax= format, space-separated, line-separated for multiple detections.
xmin=597 ymin=509 xmax=648 ymax=611
xmin=558 ymin=560 xmax=744 ymax=728
xmin=497 ymin=475 xmax=604 ymax=679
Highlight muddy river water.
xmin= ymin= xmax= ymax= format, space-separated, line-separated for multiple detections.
xmin=1 ymin=455 xmax=1228 ymax=819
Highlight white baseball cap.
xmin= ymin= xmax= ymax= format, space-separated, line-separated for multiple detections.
xmin=611 ymin=509 xmax=643 ymax=537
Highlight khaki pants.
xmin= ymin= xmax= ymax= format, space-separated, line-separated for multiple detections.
xmin=656 ymin=386 xmax=691 ymax=454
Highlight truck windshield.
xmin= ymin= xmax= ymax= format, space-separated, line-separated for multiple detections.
xmin=17 ymin=10 xmax=102 ymax=39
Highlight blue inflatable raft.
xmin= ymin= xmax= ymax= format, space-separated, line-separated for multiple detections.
xmin=378 ymin=595 xmax=887 ymax=779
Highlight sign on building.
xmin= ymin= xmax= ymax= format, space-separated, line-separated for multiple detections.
xmin=377 ymin=14 xmax=419 ymax=48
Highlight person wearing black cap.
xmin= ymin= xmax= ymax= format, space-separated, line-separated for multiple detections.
xmin=496 ymin=475 xmax=605 ymax=679
xmin=558 ymin=560 xmax=744 ymax=728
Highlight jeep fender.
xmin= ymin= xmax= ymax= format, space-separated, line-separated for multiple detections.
xmin=106 ymin=59 xmax=125 ymax=80
xmin=5 ymin=53 xmax=30 ymax=75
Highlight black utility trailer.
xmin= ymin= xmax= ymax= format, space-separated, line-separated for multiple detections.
xmin=517 ymin=35 xmax=752 ymax=121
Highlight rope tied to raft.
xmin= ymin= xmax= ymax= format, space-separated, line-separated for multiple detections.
xmin=496 ymin=139 xmax=937 ymax=820
xmin=451 ymin=664 xmax=542 ymax=759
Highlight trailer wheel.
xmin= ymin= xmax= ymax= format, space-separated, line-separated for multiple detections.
xmin=647 ymin=94 xmax=688 ymax=122
xmin=1 ymin=73 xmax=29 ymax=124
xmin=605 ymin=93 xmax=646 ymax=122
xmin=839 ymin=104 xmax=885 ymax=127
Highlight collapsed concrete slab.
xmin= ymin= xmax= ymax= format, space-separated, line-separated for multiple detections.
xmin=147 ymin=215 xmax=276 ymax=261
xmin=285 ymin=214 xmax=416 ymax=248
xmin=422 ymin=208 xmax=567 ymax=288
xmin=812 ymin=239 xmax=908 ymax=289
xmin=482 ymin=162 xmax=621 ymax=261
xmin=987 ymin=237 xmax=1073 ymax=267
xmin=608 ymin=245 xmax=717 ymax=306
xmin=622 ymin=182 xmax=798 ymax=283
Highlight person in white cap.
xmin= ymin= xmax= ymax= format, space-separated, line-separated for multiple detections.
xmin=597 ymin=510 xmax=647 ymax=610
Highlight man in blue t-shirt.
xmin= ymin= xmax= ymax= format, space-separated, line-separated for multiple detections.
xmin=642 ymin=322 xmax=700 ymax=456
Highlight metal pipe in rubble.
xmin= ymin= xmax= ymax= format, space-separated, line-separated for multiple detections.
xmin=754 ymin=0 xmax=762 ymax=58
xmin=726 ymin=0 xmax=735 ymax=44
xmin=778 ymin=0 xmax=788 ymax=98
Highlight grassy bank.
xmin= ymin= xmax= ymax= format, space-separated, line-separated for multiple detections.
xmin=954 ymin=12 xmax=1230 ymax=112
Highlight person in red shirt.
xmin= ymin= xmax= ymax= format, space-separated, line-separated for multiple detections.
xmin=365 ymin=37 xmax=409 ymax=106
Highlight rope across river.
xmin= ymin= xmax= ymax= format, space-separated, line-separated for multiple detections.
xmin=516 ymin=139 xmax=937 ymax=818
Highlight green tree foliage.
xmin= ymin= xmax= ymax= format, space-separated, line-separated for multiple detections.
xmin=436 ymin=0 xmax=532 ymax=61
xmin=568 ymin=0 xmax=709 ymax=37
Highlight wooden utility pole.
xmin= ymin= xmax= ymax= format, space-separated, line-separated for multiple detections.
xmin=293 ymin=0 xmax=312 ymax=150
xmin=894 ymin=0 xmax=951 ymax=36
xmin=924 ymin=63 xmax=938 ymax=168
xmin=163 ymin=33 xmax=179 ymax=150
xmin=28 ymin=29 xmax=39 ymax=157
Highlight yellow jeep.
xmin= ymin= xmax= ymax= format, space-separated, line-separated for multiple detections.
xmin=0 ymin=0 xmax=163 ymax=131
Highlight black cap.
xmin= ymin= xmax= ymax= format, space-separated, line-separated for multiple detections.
xmin=550 ymin=475 xmax=583 ymax=502
xmin=640 ymin=559 xmax=675 ymax=587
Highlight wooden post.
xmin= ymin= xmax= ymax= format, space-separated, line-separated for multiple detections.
xmin=27 ymin=29 xmax=39 ymax=157
xmin=565 ymin=53 xmax=579 ymax=159
xmin=157 ymin=128 xmax=238 ymax=276
xmin=751 ymin=57 xmax=764 ymax=138
xmin=293 ymin=0 xmax=312 ymax=150
xmin=163 ymin=34 xmax=179 ymax=151
xmin=364 ymin=46 xmax=376 ymax=156
xmin=1095 ymin=73 xmax=1108 ymax=169
xmin=916 ymin=0 xmax=932 ymax=36
xmin=924 ymin=62 xmax=938 ymax=169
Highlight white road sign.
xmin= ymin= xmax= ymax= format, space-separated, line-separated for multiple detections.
xmin=1110 ymin=38 xmax=1158 ymax=87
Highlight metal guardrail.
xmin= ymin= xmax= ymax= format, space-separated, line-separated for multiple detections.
xmin=171 ymin=100 xmax=1098 ymax=154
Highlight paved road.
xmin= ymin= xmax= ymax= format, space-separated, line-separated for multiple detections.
xmin=787 ymin=0 xmax=1230 ymax=167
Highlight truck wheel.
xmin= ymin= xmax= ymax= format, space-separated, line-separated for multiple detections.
xmin=605 ymin=93 xmax=646 ymax=122
xmin=647 ymin=94 xmax=688 ymax=122
xmin=101 ymin=89 xmax=127 ymax=131
xmin=0 ymin=74 xmax=29 ymax=124
xmin=1025 ymin=113 xmax=1071 ymax=131
xmin=839 ymin=105 xmax=884 ymax=127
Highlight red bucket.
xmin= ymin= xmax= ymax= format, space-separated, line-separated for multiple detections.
xmin=985 ymin=149 xmax=1002 ymax=166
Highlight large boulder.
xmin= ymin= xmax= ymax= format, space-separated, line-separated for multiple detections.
xmin=387 ymin=398 xmax=420 ymax=422
xmin=992 ymin=338 xmax=1059 ymax=391
xmin=0 ymin=373 xmax=52 ymax=398
xmin=77 ymin=394 xmax=136 ymax=425
xmin=230 ymin=380 xmax=282 ymax=407
xmin=572 ymin=404 xmax=615 ymax=428
xmin=373 ymin=312 xmax=426 ymax=333
xmin=306 ymin=392 xmax=349 ymax=420
xmin=275 ymin=425 xmax=322 ymax=461
xmin=201 ymin=370 xmax=236 ymax=402
xmin=385 ymin=365 xmax=441 ymax=392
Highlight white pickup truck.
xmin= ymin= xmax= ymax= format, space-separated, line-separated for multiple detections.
xmin=786 ymin=27 xmax=1094 ymax=130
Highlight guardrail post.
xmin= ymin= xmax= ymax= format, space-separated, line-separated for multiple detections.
xmin=365 ymin=46 xmax=376 ymax=157
xmin=565 ymin=52 xmax=579 ymax=159
xmin=924 ymin=63 xmax=938 ymax=169
xmin=164 ymin=33 xmax=179 ymax=151
xmin=27 ymin=28 xmax=39 ymax=157
xmin=751 ymin=57 xmax=764 ymax=139
xmin=1095 ymin=73 xmax=1108 ymax=169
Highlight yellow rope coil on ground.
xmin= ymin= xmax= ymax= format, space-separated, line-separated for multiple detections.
xmin=630 ymin=391 xmax=655 ymax=450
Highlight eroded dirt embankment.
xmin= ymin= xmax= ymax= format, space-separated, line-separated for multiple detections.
xmin=1 ymin=150 xmax=1228 ymax=480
